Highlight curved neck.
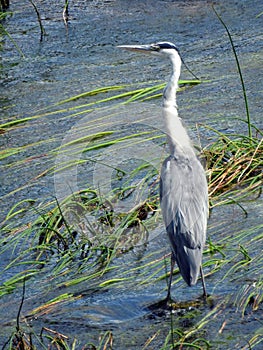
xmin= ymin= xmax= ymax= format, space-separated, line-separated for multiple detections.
xmin=162 ymin=54 xmax=195 ymax=157
xmin=162 ymin=54 xmax=181 ymax=109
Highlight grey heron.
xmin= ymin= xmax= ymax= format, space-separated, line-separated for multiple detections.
xmin=118 ymin=42 xmax=208 ymax=300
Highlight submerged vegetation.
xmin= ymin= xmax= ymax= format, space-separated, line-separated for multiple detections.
xmin=1 ymin=77 xmax=262 ymax=349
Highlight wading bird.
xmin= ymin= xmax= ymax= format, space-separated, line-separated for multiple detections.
xmin=118 ymin=42 xmax=208 ymax=300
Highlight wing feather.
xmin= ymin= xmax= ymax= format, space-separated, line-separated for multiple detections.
xmin=160 ymin=154 xmax=208 ymax=285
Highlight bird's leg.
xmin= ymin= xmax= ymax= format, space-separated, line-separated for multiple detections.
xmin=166 ymin=255 xmax=176 ymax=302
xmin=200 ymin=265 xmax=207 ymax=298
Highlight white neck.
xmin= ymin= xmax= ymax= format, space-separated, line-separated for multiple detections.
xmin=162 ymin=52 xmax=195 ymax=157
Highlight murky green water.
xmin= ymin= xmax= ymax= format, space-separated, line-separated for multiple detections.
xmin=0 ymin=0 xmax=262 ymax=348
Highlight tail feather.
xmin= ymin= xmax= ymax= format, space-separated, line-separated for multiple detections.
xmin=172 ymin=244 xmax=202 ymax=286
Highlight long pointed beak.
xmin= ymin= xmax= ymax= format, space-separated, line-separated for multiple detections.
xmin=117 ymin=44 xmax=156 ymax=54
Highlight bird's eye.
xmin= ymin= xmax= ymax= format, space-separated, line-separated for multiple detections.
xmin=151 ymin=44 xmax=160 ymax=52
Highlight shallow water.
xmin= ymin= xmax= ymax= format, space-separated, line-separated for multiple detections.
xmin=0 ymin=0 xmax=262 ymax=348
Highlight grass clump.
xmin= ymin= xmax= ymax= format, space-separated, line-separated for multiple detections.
xmin=4 ymin=325 xmax=113 ymax=350
xmin=204 ymin=124 xmax=262 ymax=207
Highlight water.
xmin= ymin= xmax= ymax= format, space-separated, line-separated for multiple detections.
xmin=0 ymin=0 xmax=262 ymax=348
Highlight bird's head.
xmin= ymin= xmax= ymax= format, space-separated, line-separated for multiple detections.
xmin=117 ymin=41 xmax=199 ymax=80
xmin=117 ymin=41 xmax=180 ymax=59
xmin=117 ymin=42 xmax=182 ymax=71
